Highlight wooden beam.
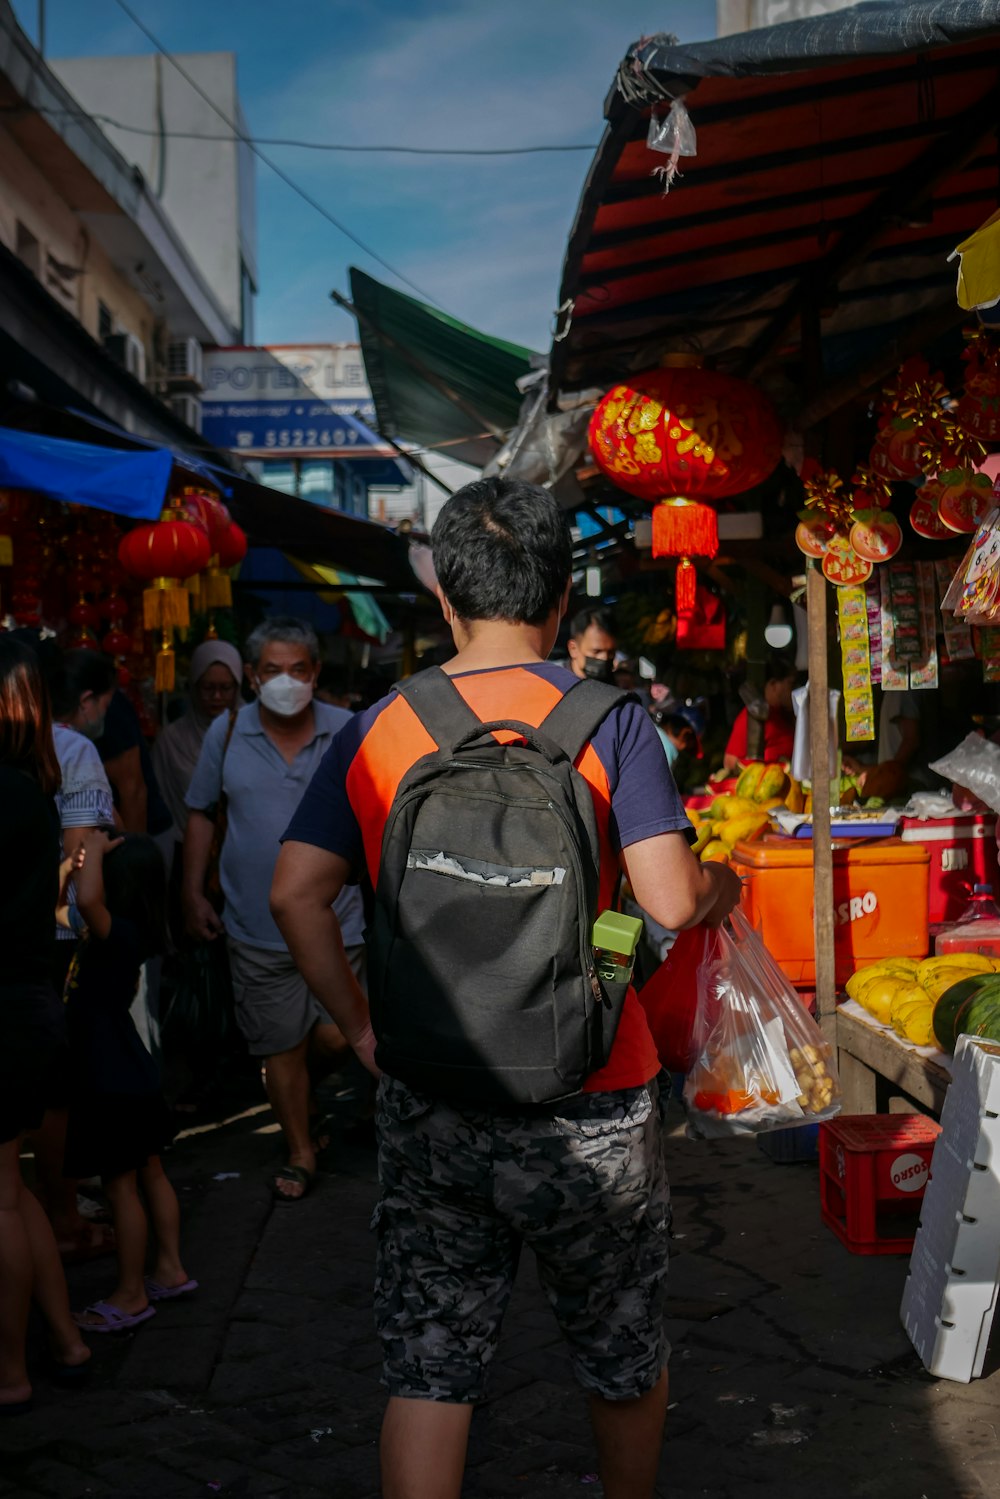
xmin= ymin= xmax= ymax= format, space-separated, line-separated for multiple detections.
xmin=807 ymin=564 xmax=837 ymax=1044
xmin=737 ymin=82 xmax=1000 ymax=378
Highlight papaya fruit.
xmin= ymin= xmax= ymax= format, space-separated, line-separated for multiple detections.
xmin=716 ymin=812 xmax=769 ymax=848
xmin=786 ymin=778 xmax=806 ymax=815
xmin=735 ymin=762 xmax=767 ymax=800
xmin=691 ymin=822 xmax=716 ymax=856
xmin=708 ymin=793 xmax=760 ymax=821
xmin=701 ymin=840 xmax=731 ymax=864
xmin=902 ymin=1005 xmax=937 ymax=1047
xmin=736 ymin=763 xmax=790 ymax=803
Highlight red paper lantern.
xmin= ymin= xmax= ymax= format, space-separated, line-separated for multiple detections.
xmin=589 ymin=359 xmax=781 ymax=619
xmin=67 ymin=598 xmax=101 ymax=630
xmin=198 ymin=521 xmax=249 ymax=610
xmin=101 ymin=593 xmax=130 ymax=622
xmin=118 ymin=502 xmax=212 ymax=690
xmin=214 ymin=521 xmax=248 ymax=570
xmin=102 ymin=628 xmax=132 ymax=657
xmin=181 ymin=490 xmax=231 ymax=549
xmin=588 ymin=359 xmax=783 ymax=503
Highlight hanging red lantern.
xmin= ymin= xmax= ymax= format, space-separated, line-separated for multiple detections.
xmin=651 ymin=500 xmax=719 ymax=616
xmin=101 ymin=592 xmax=130 ymax=622
xmin=589 ymin=358 xmax=781 ymax=619
xmin=67 ymin=598 xmax=101 ymax=630
xmin=199 ymin=521 xmax=249 ymax=610
xmin=181 ymin=489 xmax=231 ymax=549
xmin=118 ymin=501 xmax=212 ymax=691
xmin=102 ymin=627 xmax=132 ymax=657
xmin=588 ymin=358 xmax=783 ymax=504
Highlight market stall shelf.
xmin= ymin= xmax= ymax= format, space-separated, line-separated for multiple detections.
xmin=837 ymin=998 xmax=954 ymax=1115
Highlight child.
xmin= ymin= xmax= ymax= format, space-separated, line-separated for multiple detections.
xmin=66 ymin=831 xmax=196 ymax=1333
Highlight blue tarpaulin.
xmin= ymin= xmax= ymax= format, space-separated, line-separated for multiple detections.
xmin=0 ymin=427 xmax=172 ymax=520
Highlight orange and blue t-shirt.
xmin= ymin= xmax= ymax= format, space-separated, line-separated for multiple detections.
xmin=284 ymin=662 xmax=694 ymax=1093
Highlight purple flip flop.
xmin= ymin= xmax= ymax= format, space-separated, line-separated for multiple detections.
xmin=143 ymin=1277 xmax=199 ymax=1302
xmin=73 ymin=1300 xmax=156 ymax=1333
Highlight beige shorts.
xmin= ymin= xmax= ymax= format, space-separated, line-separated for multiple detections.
xmin=226 ymin=940 xmax=366 ymax=1057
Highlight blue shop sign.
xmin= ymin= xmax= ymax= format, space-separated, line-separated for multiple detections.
xmin=202 ymin=398 xmax=379 ymax=455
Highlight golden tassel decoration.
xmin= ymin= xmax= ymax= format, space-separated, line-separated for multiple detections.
xmin=154 ymin=631 xmax=176 ymax=693
xmin=185 ymin=573 xmax=205 ymax=614
xmin=201 ymin=563 xmax=233 ymax=609
xmin=144 ymin=578 xmax=190 ymax=631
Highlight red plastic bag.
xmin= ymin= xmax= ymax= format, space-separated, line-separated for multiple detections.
xmin=638 ymin=924 xmax=711 ymax=1073
xmin=683 ymin=910 xmax=842 ymax=1138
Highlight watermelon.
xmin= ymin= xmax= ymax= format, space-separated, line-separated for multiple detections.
xmin=959 ymin=990 xmax=1000 ymax=1045
xmin=932 ymin=974 xmax=1000 ymax=1052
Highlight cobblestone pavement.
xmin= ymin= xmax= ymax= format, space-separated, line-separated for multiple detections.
xmin=3 ymin=1085 xmax=999 ymax=1499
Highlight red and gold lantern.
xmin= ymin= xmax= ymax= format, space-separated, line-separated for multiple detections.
xmin=200 ymin=520 xmax=248 ymax=609
xmin=588 ymin=357 xmax=782 ymax=616
xmin=118 ymin=501 xmax=212 ymax=690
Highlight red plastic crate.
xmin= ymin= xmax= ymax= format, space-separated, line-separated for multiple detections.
xmin=819 ymin=1115 xmax=941 ymax=1256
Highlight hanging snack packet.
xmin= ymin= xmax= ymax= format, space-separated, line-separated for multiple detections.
xmin=683 ymin=910 xmax=842 ymax=1139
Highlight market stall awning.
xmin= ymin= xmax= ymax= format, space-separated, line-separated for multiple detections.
xmin=952 ymin=208 xmax=1000 ymax=311
xmin=551 ymin=0 xmax=1000 ymax=404
xmin=0 ymin=425 xmax=173 ymax=519
xmin=344 ymin=267 xmax=538 ymax=469
xmin=0 ymin=405 xmax=418 ymax=592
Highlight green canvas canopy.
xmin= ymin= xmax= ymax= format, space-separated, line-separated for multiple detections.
xmin=345 ymin=268 xmax=537 ymax=470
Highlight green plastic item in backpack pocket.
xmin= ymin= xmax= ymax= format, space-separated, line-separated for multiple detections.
xmin=592 ymin=911 xmax=644 ymax=986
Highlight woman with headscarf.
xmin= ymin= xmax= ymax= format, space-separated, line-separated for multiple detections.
xmin=152 ymin=640 xmax=243 ymax=862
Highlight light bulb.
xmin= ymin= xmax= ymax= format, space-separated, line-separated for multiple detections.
xmin=764 ymin=603 xmax=793 ymax=650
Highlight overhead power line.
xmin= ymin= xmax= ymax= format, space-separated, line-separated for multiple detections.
xmin=11 ymin=101 xmax=598 ymax=156
xmin=106 ymin=0 xmax=445 ymax=307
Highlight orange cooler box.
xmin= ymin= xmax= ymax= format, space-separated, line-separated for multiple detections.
xmin=730 ymin=835 xmax=929 ymax=988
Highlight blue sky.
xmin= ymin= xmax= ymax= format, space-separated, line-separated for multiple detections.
xmin=14 ymin=0 xmax=717 ymax=352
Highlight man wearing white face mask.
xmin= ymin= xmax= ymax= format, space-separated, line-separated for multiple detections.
xmin=183 ymin=619 xmax=365 ymax=1201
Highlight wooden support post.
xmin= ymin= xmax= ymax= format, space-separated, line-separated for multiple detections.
xmin=808 ymin=563 xmax=837 ymax=1045
xmin=745 ymin=587 xmax=766 ymax=761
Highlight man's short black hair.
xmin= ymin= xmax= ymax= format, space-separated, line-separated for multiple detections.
xmin=570 ymin=607 xmax=615 ymax=642
xmin=431 ymin=477 xmax=572 ymax=626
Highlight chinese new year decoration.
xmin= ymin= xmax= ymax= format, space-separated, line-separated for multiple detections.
xmin=588 ymin=356 xmax=783 ymax=615
xmin=957 ymin=329 xmax=1000 ymax=442
xmin=118 ymin=499 xmax=212 ymax=690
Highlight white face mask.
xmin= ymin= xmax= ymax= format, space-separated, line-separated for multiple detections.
xmin=257 ymin=673 xmax=314 ymax=717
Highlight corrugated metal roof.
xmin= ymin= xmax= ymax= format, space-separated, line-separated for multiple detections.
xmin=552 ymin=1 xmax=1000 ymax=396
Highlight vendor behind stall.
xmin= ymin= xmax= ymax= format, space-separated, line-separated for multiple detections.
xmin=723 ymin=655 xmax=797 ymax=771
xmin=843 ymin=687 xmax=923 ymax=799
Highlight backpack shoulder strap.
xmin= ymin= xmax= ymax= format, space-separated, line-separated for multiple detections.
xmin=396 ymin=666 xmax=482 ymax=751
xmin=539 ymin=679 xmax=633 ymax=764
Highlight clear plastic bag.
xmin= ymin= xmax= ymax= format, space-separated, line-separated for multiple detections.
xmin=683 ymin=910 xmax=842 ymax=1139
xmin=647 ymin=99 xmax=697 ymax=193
xmin=929 ymin=732 xmax=1000 ymax=815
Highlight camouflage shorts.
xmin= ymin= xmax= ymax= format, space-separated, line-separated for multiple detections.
xmin=371 ymin=1076 xmax=672 ymax=1404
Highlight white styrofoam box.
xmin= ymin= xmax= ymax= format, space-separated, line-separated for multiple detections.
xmin=900 ymin=1036 xmax=1000 ymax=1383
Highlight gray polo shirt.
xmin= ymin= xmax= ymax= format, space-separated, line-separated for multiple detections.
xmin=186 ymin=700 xmax=364 ymax=952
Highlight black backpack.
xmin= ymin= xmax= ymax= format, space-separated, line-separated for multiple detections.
xmin=367 ymin=666 xmax=632 ymax=1108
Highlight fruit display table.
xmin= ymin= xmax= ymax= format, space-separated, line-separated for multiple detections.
xmin=836 ymin=999 xmax=954 ymax=1116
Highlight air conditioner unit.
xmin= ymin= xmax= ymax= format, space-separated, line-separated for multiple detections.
xmin=169 ymin=394 xmax=203 ymax=434
xmin=104 ymin=332 xmax=146 ymax=384
xmin=166 ymin=337 xmax=204 ymax=389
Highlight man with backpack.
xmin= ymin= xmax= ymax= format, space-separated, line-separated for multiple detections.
xmin=271 ymin=477 xmax=742 ymax=1499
